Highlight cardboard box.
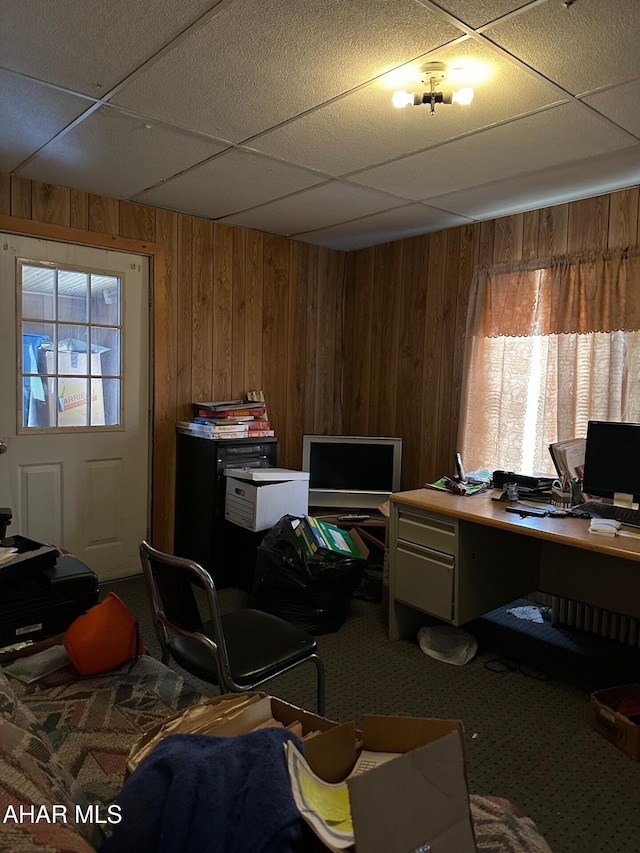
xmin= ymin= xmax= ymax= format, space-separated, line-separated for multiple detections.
xmin=44 ymin=351 xmax=105 ymax=427
xmin=590 ymin=684 xmax=640 ymax=761
xmin=350 ymin=721 xmax=474 ymax=853
xmin=224 ymin=468 xmax=309 ymax=531
xmin=127 ymin=691 xmax=342 ymax=776
xmin=127 ymin=692 xmax=474 ymax=852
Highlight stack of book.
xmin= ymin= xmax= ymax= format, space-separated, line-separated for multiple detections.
xmin=294 ymin=516 xmax=364 ymax=562
xmin=177 ymin=399 xmax=274 ymax=439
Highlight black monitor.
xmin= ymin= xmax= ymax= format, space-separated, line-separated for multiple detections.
xmin=582 ymin=420 xmax=640 ymax=506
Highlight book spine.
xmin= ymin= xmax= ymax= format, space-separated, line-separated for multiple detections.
xmin=194 ymin=416 xmax=256 ymax=424
xmin=192 ymin=399 xmax=242 ymax=411
xmin=304 ymin=516 xmax=331 ymax=552
xmin=178 ymin=420 xmax=248 ymax=431
xmin=247 ymin=419 xmax=271 ymax=430
xmin=245 ymin=429 xmax=275 ymax=437
xmin=177 ymin=423 xmax=249 ymax=438
xmin=212 ymin=407 xmax=267 ymax=418
xmin=295 ymin=525 xmax=317 ymax=561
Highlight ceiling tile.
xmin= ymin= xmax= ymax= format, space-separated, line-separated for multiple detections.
xmin=219 ymin=182 xmax=405 ymax=236
xmin=486 ymin=0 xmax=640 ymax=95
xmin=293 ymin=203 xmax=471 ymax=251
xmin=20 ymin=107 xmax=227 ymax=199
xmin=583 ymin=80 xmax=640 ymax=140
xmin=3 ymin=0 xmax=639 ymax=251
xmin=0 ymin=70 xmax=90 ymax=172
xmin=427 ymin=0 xmax=534 ymax=29
xmin=0 ymin=0 xmax=220 ymax=97
xmin=248 ymin=38 xmax=565 ymax=175
xmin=112 ymin=0 xmax=463 ymax=142
xmin=429 ymin=144 xmax=640 ymax=220
xmin=349 ymin=102 xmax=635 ymax=200
xmin=134 ymin=149 xmax=328 ymax=218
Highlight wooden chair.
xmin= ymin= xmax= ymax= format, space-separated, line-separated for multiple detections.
xmin=139 ymin=540 xmax=326 ymax=715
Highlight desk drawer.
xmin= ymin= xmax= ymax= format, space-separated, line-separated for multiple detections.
xmin=395 ymin=542 xmax=454 ymax=622
xmin=397 ymin=508 xmax=457 ymax=557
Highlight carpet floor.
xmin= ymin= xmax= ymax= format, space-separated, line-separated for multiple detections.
xmin=105 ymin=574 xmax=640 ymax=853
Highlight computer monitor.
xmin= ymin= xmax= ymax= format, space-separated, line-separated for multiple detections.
xmin=582 ymin=420 xmax=640 ymax=507
xmin=302 ymin=434 xmax=402 ymax=510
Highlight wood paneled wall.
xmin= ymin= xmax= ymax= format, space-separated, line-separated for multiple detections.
xmin=0 ymin=174 xmax=346 ymax=551
xmin=2 ymin=172 xmax=638 ymax=545
xmin=343 ymin=187 xmax=640 ymax=491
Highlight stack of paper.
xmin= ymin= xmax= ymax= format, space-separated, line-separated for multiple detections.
xmin=548 ymin=437 xmax=586 ymax=481
xmin=286 ymin=743 xmax=401 ymax=853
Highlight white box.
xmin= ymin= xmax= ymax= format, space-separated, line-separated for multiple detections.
xmin=224 ymin=469 xmax=309 ymax=532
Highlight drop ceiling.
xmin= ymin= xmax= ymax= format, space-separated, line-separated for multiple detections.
xmin=2 ymin=0 xmax=639 ymax=251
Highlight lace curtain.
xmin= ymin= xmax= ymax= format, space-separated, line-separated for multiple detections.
xmin=459 ymin=250 xmax=640 ymax=473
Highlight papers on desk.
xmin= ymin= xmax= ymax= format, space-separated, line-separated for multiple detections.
xmin=549 ymin=437 xmax=586 ymax=481
xmin=426 ymin=477 xmax=487 ymax=496
xmin=589 ymin=518 xmax=640 ymax=539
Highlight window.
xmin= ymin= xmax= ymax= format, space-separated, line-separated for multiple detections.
xmin=459 ymin=251 xmax=640 ymax=473
xmin=19 ymin=261 xmax=122 ymax=430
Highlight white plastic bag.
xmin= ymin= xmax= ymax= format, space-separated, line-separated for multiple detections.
xmin=417 ymin=625 xmax=478 ymax=666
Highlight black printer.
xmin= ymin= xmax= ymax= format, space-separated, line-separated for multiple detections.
xmin=0 ymin=537 xmax=99 ymax=648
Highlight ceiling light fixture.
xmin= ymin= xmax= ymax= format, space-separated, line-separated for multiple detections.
xmin=392 ymin=61 xmax=474 ymax=115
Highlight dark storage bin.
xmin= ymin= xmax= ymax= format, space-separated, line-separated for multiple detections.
xmin=0 ymin=555 xmax=99 ymax=647
xmin=250 ymin=515 xmax=364 ymax=635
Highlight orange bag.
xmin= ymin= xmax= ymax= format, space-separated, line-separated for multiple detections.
xmin=64 ymin=592 xmax=144 ymax=675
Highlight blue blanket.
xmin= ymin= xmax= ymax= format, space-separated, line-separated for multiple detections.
xmin=101 ymin=728 xmax=308 ymax=853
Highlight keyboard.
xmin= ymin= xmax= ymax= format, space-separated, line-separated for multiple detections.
xmin=574 ymin=501 xmax=640 ymax=529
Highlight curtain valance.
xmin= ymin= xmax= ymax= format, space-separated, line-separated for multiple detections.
xmin=467 ymin=249 xmax=640 ymax=338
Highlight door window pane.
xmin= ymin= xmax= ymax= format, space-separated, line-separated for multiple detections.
xmin=18 ymin=261 xmax=123 ymax=431
xmin=91 ymin=274 xmax=120 ymax=326
xmin=93 ymin=327 xmax=120 ymax=376
xmin=58 ymin=325 xmax=90 ymax=361
xmin=58 ymin=269 xmax=89 ymax=323
xmin=21 ymin=265 xmax=55 ymax=321
xmin=100 ymin=378 xmax=120 ymax=426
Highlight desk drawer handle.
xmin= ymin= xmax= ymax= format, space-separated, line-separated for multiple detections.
xmin=399 ymin=542 xmax=454 ymax=571
xmin=400 ymin=510 xmax=456 ymax=537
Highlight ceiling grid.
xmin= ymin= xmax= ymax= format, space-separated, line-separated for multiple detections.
xmin=1 ymin=0 xmax=638 ymax=250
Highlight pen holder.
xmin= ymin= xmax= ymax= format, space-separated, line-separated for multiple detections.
xmin=551 ymin=482 xmax=573 ymax=508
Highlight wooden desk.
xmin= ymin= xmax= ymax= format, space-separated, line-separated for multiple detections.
xmin=388 ymin=488 xmax=640 ymax=641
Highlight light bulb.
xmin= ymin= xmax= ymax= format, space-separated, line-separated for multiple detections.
xmin=392 ymin=90 xmax=415 ymax=109
xmin=451 ymin=87 xmax=474 ymax=106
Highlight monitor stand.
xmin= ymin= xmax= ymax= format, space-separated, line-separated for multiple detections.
xmin=613 ymin=492 xmax=636 ymax=509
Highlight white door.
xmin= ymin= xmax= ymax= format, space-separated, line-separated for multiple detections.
xmin=0 ymin=234 xmax=149 ymax=581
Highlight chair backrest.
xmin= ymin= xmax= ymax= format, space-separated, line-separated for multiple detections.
xmin=139 ymin=540 xmax=232 ymax=682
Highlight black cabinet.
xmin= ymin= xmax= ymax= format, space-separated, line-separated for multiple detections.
xmin=174 ymin=433 xmax=279 ymax=588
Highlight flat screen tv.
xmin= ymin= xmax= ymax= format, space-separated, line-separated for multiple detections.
xmin=583 ymin=420 xmax=640 ymax=506
xmin=302 ymin=435 xmax=402 ymax=510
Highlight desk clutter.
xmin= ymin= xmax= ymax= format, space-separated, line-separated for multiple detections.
xmin=178 ymin=392 xmax=274 ymax=439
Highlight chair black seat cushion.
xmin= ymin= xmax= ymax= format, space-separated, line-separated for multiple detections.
xmin=169 ymin=609 xmax=318 ymax=687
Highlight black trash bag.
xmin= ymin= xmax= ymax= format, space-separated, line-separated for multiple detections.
xmin=250 ymin=515 xmax=365 ymax=635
